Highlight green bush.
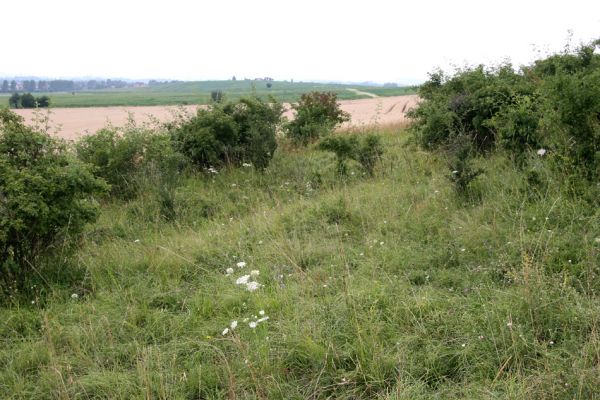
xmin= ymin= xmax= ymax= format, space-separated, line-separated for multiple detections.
xmin=0 ymin=109 xmax=107 ymax=289
xmin=408 ymin=64 xmax=531 ymax=152
xmin=409 ymin=39 xmax=600 ymax=182
xmin=317 ymin=133 xmax=384 ymax=176
xmin=286 ymin=91 xmax=350 ymax=145
xmin=76 ymin=125 xmax=185 ymax=199
xmin=172 ymin=96 xmax=283 ymax=170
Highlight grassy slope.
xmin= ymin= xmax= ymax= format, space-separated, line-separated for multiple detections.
xmin=1 ymin=127 xmax=599 ymax=399
xmin=0 ymin=81 xmax=416 ymax=108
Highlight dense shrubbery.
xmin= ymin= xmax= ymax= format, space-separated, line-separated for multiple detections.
xmin=286 ymin=91 xmax=350 ymax=145
xmin=172 ymin=96 xmax=283 ymax=170
xmin=76 ymin=124 xmax=185 ymax=199
xmin=0 ymin=109 xmax=106 ymax=289
xmin=409 ymin=38 xmax=600 ymax=191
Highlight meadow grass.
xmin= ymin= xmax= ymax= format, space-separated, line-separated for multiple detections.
xmin=0 ymin=81 xmax=416 ymax=108
xmin=1 ymin=126 xmax=599 ymax=399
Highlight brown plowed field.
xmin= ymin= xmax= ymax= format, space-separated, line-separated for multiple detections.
xmin=13 ymin=95 xmax=419 ymax=140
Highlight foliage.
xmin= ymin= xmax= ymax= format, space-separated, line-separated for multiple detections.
xmin=0 ymin=109 xmax=106 ymax=289
xmin=210 ymin=90 xmax=223 ymax=103
xmin=409 ymin=38 xmax=600 ymax=181
xmin=318 ymin=133 xmax=384 ymax=175
xmin=356 ymin=134 xmax=384 ymax=175
xmin=7 ymin=93 xmax=52 ymax=109
xmin=286 ymin=91 xmax=350 ymax=145
xmin=171 ymin=96 xmax=283 ymax=170
xmin=75 ymin=124 xmax=185 ymax=200
xmin=318 ymin=135 xmax=359 ymax=175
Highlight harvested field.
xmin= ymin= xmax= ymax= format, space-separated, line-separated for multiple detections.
xmin=13 ymin=95 xmax=419 ymax=140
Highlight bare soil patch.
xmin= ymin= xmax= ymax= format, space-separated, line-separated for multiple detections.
xmin=13 ymin=95 xmax=419 ymax=140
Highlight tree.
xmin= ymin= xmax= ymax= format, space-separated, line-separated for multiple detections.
xmin=1 ymin=80 xmax=8 ymax=93
xmin=20 ymin=93 xmax=36 ymax=108
xmin=10 ymin=80 xmax=16 ymax=92
xmin=36 ymin=96 xmax=50 ymax=108
xmin=8 ymin=93 xmax=20 ymax=108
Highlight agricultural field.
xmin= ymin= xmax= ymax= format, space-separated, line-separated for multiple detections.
xmin=0 ymin=80 xmax=416 ymax=108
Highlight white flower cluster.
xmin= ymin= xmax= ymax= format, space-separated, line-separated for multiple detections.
xmin=225 ymin=260 xmax=263 ymax=292
xmin=221 ymin=310 xmax=269 ymax=335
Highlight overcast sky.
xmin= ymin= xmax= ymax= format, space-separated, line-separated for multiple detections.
xmin=2 ymin=0 xmax=599 ymax=83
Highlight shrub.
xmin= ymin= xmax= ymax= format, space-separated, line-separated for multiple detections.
xmin=356 ymin=134 xmax=384 ymax=176
xmin=0 ymin=109 xmax=107 ymax=289
xmin=409 ymin=38 xmax=600 ymax=182
xmin=172 ymin=96 xmax=283 ymax=170
xmin=76 ymin=125 xmax=185 ymax=199
xmin=286 ymin=91 xmax=350 ymax=145
xmin=408 ymin=64 xmax=531 ymax=152
xmin=317 ymin=133 xmax=384 ymax=176
xmin=318 ymin=135 xmax=359 ymax=175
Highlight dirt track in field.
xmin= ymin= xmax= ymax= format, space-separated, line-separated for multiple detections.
xmin=13 ymin=95 xmax=419 ymax=140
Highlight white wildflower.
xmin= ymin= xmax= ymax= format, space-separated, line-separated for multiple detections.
xmin=537 ymin=148 xmax=546 ymax=156
xmin=236 ymin=261 xmax=246 ymax=268
xmin=259 ymin=310 xmax=265 ymax=316
xmin=250 ymin=270 xmax=260 ymax=277
xmin=507 ymin=321 xmax=513 ymax=327
xmin=452 ymin=170 xmax=459 ymax=174
xmin=134 ymin=239 xmax=140 ymax=243
xmin=246 ymin=281 xmax=261 ymax=292
xmin=249 ymin=321 xmax=257 ymax=329
xmin=222 ymin=327 xmax=229 ymax=335
xmin=242 ymin=162 xmax=252 ymax=167
xmin=71 ymin=293 xmax=79 ymax=299
xmin=257 ymin=316 xmax=269 ymax=323
xmin=225 ymin=268 xmax=234 ymax=276
xmin=230 ymin=320 xmax=238 ymax=330
xmin=236 ymin=275 xmax=251 ymax=285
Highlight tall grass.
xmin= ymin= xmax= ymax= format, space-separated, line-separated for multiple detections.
xmin=1 ymin=126 xmax=599 ymax=399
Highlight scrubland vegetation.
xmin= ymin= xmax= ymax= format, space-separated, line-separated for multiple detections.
xmin=1 ymin=40 xmax=599 ymax=399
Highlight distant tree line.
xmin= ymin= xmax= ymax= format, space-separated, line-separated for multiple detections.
xmin=8 ymin=93 xmax=50 ymax=108
xmin=0 ymin=79 xmax=146 ymax=93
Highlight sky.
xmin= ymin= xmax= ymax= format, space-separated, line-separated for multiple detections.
xmin=1 ymin=0 xmax=599 ymax=84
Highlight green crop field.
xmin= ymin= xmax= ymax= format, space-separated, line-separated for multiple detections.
xmin=0 ymin=80 xmax=416 ymax=108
